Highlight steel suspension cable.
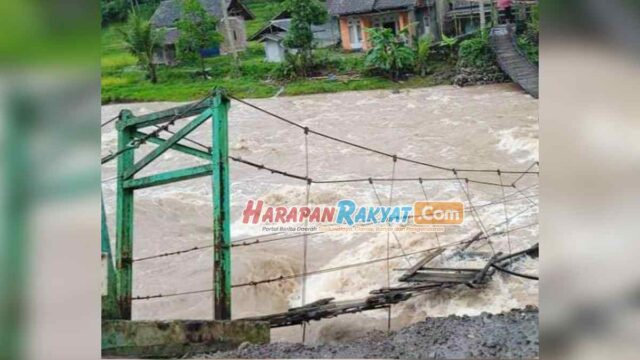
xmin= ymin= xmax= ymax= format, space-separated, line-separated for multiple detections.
xmin=301 ymin=127 xmax=310 ymax=343
xmin=510 ymin=161 xmax=539 ymax=187
xmin=512 ymin=183 xmax=539 ymax=207
xmin=369 ymin=179 xmax=413 ymax=267
xmin=101 ymin=95 xmax=212 ymax=165
xmin=154 ymin=125 xmax=212 ymax=152
xmin=468 ymin=203 xmax=539 ymax=252
xmin=455 ymin=174 xmax=496 ymax=255
xmin=101 ymin=114 xmax=119 ymax=128
xmin=385 ymin=158 xmax=397 ymax=333
xmin=130 ymin=180 xmax=538 ymax=264
xmin=230 ymin=239 xmax=474 ymax=288
xmin=498 ymin=170 xmax=513 ymax=261
xmin=418 ymin=179 xmax=444 ymax=263
xmin=491 ymin=263 xmax=539 ymax=281
xmin=131 ymin=220 xmax=540 ymax=301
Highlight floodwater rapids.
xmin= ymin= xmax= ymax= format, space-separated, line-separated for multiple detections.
xmin=101 ymin=84 xmax=538 ymax=343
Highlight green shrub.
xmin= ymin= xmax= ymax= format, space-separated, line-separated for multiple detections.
xmin=517 ymin=37 xmax=538 ymax=65
xmin=365 ymin=27 xmax=414 ymax=81
xmin=101 ymin=0 xmax=161 ymax=27
xmin=415 ymin=35 xmax=432 ymax=76
xmin=518 ymin=4 xmax=539 ymax=65
xmin=272 ymin=52 xmax=303 ymax=80
xmin=457 ymin=32 xmax=494 ymax=68
xmin=439 ymin=34 xmax=458 ymax=62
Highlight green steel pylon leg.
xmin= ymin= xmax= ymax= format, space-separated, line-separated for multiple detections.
xmin=0 ymin=101 xmax=27 ymax=360
xmin=115 ymin=110 xmax=135 ymax=319
xmin=211 ymin=90 xmax=232 ymax=320
xmin=102 ymin=196 xmax=120 ymax=319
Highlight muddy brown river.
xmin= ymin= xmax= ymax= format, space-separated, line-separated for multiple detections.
xmin=101 ymin=83 xmax=538 ymax=343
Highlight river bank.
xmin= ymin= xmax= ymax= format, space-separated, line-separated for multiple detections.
xmin=200 ymin=307 xmax=539 ymax=359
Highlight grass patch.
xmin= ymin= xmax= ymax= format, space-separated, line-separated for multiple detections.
xmin=282 ymin=74 xmax=447 ymax=97
xmin=102 ymin=52 xmax=137 ymax=68
xmin=244 ymin=0 xmax=285 ymax=37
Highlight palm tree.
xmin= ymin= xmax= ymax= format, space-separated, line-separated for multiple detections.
xmin=365 ymin=27 xmax=415 ymax=81
xmin=415 ymin=35 xmax=432 ymax=77
xmin=119 ymin=11 xmax=164 ymax=84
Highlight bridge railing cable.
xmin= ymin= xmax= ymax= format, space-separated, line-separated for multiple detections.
xmin=128 ymin=179 xmax=538 ymax=264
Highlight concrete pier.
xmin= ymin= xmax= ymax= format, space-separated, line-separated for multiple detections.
xmin=102 ymin=320 xmax=269 ymax=358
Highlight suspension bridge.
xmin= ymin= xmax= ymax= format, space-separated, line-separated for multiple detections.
xmin=101 ymin=88 xmax=539 ymax=357
xmin=490 ymin=24 xmax=539 ymax=98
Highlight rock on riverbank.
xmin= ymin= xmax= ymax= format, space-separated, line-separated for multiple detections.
xmin=200 ymin=306 xmax=539 ymax=359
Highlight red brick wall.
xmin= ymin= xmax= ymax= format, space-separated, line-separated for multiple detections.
xmin=361 ymin=16 xmax=372 ymax=51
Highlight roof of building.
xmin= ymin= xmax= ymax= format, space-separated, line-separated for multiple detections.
xmin=327 ymin=0 xmax=416 ymax=16
xmin=150 ymin=0 xmax=254 ymax=28
xmin=163 ymin=28 xmax=180 ymax=45
xmin=249 ymin=18 xmax=337 ymax=43
xmin=248 ymin=19 xmax=290 ymax=42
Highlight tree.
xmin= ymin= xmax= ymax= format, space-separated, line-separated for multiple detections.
xmin=119 ymin=10 xmax=165 ymax=83
xmin=101 ymin=0 xmax=129 ymax=26
xmin=101 ymin=0 xmax=163 ymax=27
xmin=415 ymin=35 xmax=432 ymax=77
xmin=440 ymin=34 xmax=459 ymax=62
xmin=365 ymin=27 xmax=415 ymax=81
xmin=282 ymin=0 xmax=328 ymax=77
xmin=176 ymin=0 xmax=224 ymax=79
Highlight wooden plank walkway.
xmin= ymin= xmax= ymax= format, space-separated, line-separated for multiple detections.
xmin=490 ymin=24 xmax=539 ymax=98
xmin=238 ymin=244 xmax=539 ymax=328
xmin=242 ymin=292 xmax=412 ymax=328
xmin=398 ymin=251 xmax=500 ymax=286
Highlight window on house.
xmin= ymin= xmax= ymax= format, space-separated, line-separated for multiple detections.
xmin=424 ymin=14 xmax=431 ymax=35
xmin=373 ymin=14 xmax=399 ymax=34
xmin=348 ymin=18 xmax=362 ymax=47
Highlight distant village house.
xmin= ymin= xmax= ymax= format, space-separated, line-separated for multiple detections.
xmin=248 ymin=8 xmax=340 ymax=63
xmin=326 ymin=0 xmax=534 ymax=52
xmin=250 ymin=0 xmax=537 ymax=62
xmin=150 ymin=0 xmax=254 ymax=65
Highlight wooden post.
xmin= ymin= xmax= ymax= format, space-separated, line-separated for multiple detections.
xmin=115 ymin=110 xmax=135 ymax=319
xmin=479 ymin=1 xmax=486 ymax=34
xmin=211 ymin=90 xmax=232 ymax=320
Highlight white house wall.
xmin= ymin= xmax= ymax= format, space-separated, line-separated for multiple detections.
xmin=264 ymin=40 xmax=286 ymax=63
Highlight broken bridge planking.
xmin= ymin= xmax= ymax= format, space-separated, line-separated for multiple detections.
xmin=398 ymin=248 xmax=446 ymax=282
xmin=238 ymin=244 xmax=538 ymax=328
xmin=241 ymin=292 xmax=411 ymax=328
xmin=399 ymin=249 xmax=499 ymax=286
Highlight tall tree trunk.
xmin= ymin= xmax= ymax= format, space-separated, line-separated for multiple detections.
xmin=149 ymin=63 xmax=158 ymax=84
xmin=479 ymin=1 xmax=486 ymax=34
xmin=200 ymin=56 xmax=207 ymax=80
